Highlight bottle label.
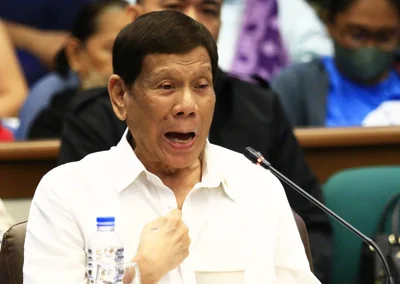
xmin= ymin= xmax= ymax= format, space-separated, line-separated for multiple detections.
xmin=87 ymin=247 xmax=124 ymax=282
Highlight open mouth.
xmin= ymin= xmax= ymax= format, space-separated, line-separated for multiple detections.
xmin=164 ymin=132 xmax=196 ymax=144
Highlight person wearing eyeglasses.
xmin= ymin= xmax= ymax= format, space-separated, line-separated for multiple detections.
xmin=271 ymin=0 xmax=400 ymax=127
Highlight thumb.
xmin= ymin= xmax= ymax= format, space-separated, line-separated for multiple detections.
xmin=167 ymin=208 xmax=182 ymax=218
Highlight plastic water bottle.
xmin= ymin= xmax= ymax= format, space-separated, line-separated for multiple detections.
xmin=87 ymin=217 xmax=124 ymax=283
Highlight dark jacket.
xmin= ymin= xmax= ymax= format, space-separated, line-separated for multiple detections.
xmin=28 ymin=87 xmax=107 ymax=139
xmin=271 ymin=58 xmax=330 ymax=127
xmin=28 ymin=88 xmax=78 ymax=139
xmin=58 ymin=71 xmax=332 ymax=283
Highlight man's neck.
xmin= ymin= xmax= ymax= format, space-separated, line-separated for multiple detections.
xmin=153 ymin=160 xmax=202 ymax=209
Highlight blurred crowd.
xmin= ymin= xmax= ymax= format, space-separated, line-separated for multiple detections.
xmin=0 ymin=0 xmax=399 ymax=141
xmin=0 ymin=1 xmax=399 ymax=283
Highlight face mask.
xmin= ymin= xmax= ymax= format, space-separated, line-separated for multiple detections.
xmin=334 ymin=41 xmax=394 ymax=84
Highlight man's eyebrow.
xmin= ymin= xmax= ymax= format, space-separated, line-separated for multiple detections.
xmin=202 ymin=0 xmax=221 ymax=7
xmin=347 ymin=23 xmax=399 ymax=33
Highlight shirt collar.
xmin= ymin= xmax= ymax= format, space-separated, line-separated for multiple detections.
xmin=201 ymin=142 xmax=237 ymax=202
xmin=111 ymin=129 xmax=237 ymax=202
xmin=111 ymin=129 xmax=146 ymax=193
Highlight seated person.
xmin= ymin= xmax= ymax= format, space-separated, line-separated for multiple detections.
xmin=22 ymin=0 xmax=132 ymax=140
xmin=15 ymin=69 xmax=78 ymax=140
xmin=0 ymin=0 xmax=93 ymax=86
xmin=0 ymin=21 xmax=28 ymax=117
xmin=220 ymin=0 xmax=333 ymax=80
xmin=23 ymin=11 xmax=320 ymax=283
xmin=271 ymin=0 xmax=400 ymax=127
xmin=58 ymin=1 xmax=333 ymax=282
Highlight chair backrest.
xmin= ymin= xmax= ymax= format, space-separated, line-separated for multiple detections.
xmin=293 ymin=210 xmax=314 ymax=272
xmin=323 ymin=166 xmax=400 ymax=284
xmin=0 ymin=214 xmax=313 ymax=284
xmin=0 ymin=221 xmax=27 ymax=284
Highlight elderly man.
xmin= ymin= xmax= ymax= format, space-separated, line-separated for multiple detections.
xmin=58 ymin=1 xmax=332 ymax=282
xmin=24 ymin=11 xmax=319 ymax=284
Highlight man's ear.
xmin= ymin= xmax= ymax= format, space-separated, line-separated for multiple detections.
xmin=125 ymin=4 xmax=143 ymax=23
xmin=108 ymin=75 xmax=127 ymax=121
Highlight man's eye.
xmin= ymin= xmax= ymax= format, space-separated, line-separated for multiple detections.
xmin=161 ymin=84 xmax=173 ymax=90
xmin=203 ymin=9 xmax=218 ymax=16
xmin=197 ymin=84 xmax=209 ymax=89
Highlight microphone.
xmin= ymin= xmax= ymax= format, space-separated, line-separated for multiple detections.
xmin=243 ymin=146 xmax=395 ymax=284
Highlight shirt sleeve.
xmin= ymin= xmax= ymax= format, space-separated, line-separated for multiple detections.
xmin=272 ymin=178 xmax=321 ymax=284
xmin=23 ymin=175 xmax=87 ymax=284
xmin=278 ymin=0 xmax=333 ymax=62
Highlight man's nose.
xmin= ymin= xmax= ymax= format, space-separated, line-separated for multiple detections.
xmin=183 ymin=7 xmax=199 ymax=23
xmin=172 ymin=89 xmax=198 ymax=118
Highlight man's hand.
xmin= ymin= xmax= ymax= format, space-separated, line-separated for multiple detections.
xmin=131 ymin=209 xmax=191 ymax=284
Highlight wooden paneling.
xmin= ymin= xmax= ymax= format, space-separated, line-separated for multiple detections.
xmin=1 ymin=126 xmax=399 ymax=198
xmin=0 ymin=140 xmax=59 ymax=198
xmin=294 ymin=127 xmax=400 ymax=183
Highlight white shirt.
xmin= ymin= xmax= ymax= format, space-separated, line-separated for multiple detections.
xmin=362 ymin=101 xmax=400 ymax=126
xmin=217 ymin=0 xmax=333 ymax=71
xmin=23 ymin=132 xmax=320 ymax=284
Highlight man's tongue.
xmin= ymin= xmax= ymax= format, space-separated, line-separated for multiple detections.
xmin=165 ymin=132 xmax=194 ymax=144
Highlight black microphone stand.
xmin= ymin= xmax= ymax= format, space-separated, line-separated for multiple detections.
xmin=244 ymin=147 xmax=395 ymax=284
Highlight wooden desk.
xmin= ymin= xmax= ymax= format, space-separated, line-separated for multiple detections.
xmin=1 ymin=127 xmax=400 ymax=198
xmin=0 ymin=140 xmax=59 ymax=199
xmin=294 ymin=126 xmax=400 ymax=183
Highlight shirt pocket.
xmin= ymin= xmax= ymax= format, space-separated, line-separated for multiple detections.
xmin=192 ymin=230 xmax=247 ymax=284
xmin=195 ymin=271 xmax=245 ymax=284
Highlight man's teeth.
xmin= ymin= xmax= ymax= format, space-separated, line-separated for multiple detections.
xmin=169 ymin=137 xmax=192 ymax=144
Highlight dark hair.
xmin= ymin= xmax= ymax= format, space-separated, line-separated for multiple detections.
xmin=54 ymin=0 xmax=128 ymax=78
xmin=112 ymin=10 xmax=219 ymax=88
xmin=324 ymin=0 xmax=400 ymax=22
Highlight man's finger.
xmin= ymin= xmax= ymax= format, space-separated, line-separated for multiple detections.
xmin=167 ymin=208 xmax=182 ymax=218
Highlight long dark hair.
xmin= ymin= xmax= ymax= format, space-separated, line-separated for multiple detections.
xmin=54 ymin=0 xmax=129 ymax=78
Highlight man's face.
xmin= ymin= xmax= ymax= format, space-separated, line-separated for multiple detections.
xmin=111 ymin=47 xmax=215 ymax=171
xmin=138 ymin=0 xmax=222 ymax=40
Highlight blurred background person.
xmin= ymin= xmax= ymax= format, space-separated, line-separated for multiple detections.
xmin=271 ymin=0 xmax=400 ymax=127
xmin=0 ymin=0 xmax=94 ymax=86
xmin=16 ymin=0 xmax=132 ymax=140
xmin=0 ymin=21 xmax=28 ymax=118
xmin=217 ymin=0 xmax=333 ymax=81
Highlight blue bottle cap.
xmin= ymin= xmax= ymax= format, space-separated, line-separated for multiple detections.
xmin=96 ymin=217 xmax=115 ymax=226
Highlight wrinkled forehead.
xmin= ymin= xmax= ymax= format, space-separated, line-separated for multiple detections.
xmin=134 ymin=0 xmax=223 ymax=7
xmin=141 ymin=48 xmax=213 ymax=77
